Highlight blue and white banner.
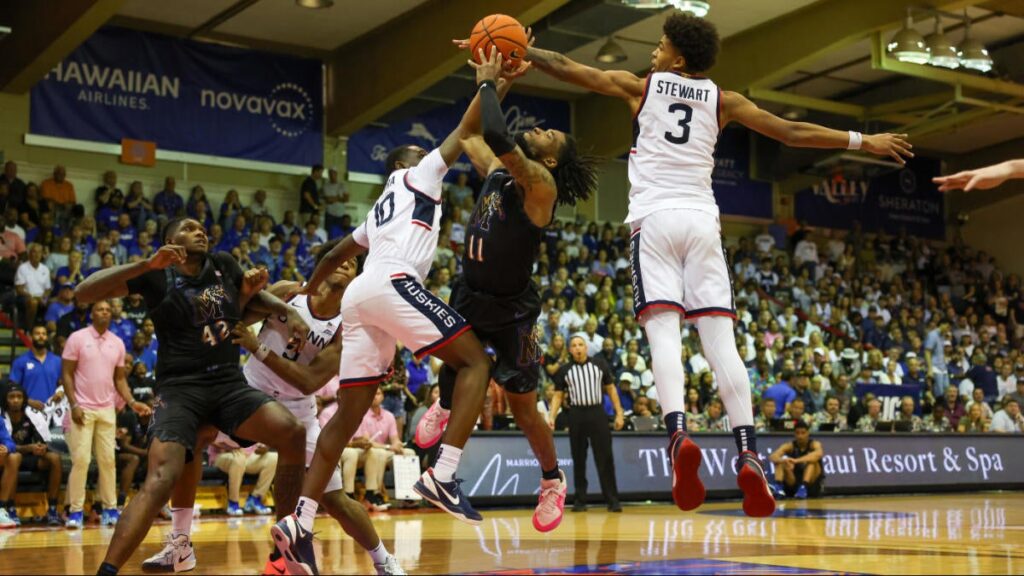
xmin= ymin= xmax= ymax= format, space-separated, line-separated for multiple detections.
xmin=712 ymin=127 xmax=773 ymax=219
xmin=347 ymin=93 xmax=570 ymax=179
xmin=30 ymin=26 xmax=323 ymax=166
xmin=854 ymin=383 xmax=924 ymax=418
xmin=795 ymin=157 xmax=945 ymax=239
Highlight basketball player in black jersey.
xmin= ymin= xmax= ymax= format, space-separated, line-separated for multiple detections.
xmin=76 ymin=217 xmax=312 ymax=575
xmin=415 ymin=48 xmax=598 ymax=532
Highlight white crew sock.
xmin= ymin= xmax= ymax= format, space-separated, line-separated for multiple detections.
xmin=294 ymin=496 xmax=319 ymax=533
xmin=367 ymin=539 xmax=390 ymax=564
xmin=170 ymin=507 xmax=193 ymax=538
xmin=434 ymin=444 xmax=463 ymax=483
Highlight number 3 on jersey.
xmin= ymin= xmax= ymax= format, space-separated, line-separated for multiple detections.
xmin=664 ymin=103 xmax=693 ymax=145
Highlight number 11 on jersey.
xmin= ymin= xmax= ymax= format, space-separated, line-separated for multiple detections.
xmin=467 ymin=234 xmax=485 ymax=263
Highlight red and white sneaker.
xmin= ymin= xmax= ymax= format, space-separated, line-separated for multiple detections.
xmin=532 ymin=470 xmax=567 ymax=532
xmin=736 ymin=450 xmax=776 ymax=517
xmin=670 ymin=431 xmax=705 ymax=512
xmin=414 ymin=399 xmax=450 ymax=449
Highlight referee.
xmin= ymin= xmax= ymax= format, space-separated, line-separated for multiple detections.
xmin=548 ymin=334 xmax=624 ymax=512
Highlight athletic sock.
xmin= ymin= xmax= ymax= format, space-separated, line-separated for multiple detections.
xmin=170 ymin=507 xmax=193 ymax=538
xmin=434 ymin=444 xmax=463 ymax=483
xmin=97 ymin=562 xmax=119 ymax=575
xmin=367 ymin=539 xmax=390 ymax=564
xmin=541 ymin=466 xmax=561 ymax=481
xmin=48 ymin=498 xmax=58 ymax=508
xmin=295 ymin=496 xmax=318 ymax=533
xmin=664 ymin=411 xmax=687 ymax=438
xmin=733 ymin=425 xmax=757 ymax=455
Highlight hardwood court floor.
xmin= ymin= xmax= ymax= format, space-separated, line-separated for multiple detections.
xmin=0 ymin=492 xmax=1021 ymax=574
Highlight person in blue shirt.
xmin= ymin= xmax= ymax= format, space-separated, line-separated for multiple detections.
xmin=95 ymin=195 xmax=124 ymax=233
xmin=406 ymin=354 xmax=431 ymax=398
xmin=109 ymin=298 xmax=138 ymax=351
xmin=44 ymin=283 xmax=76 ymax=333
xmin=0 ymin=416 xmax=16 ymax=527
xmin=223 ymin=214 xmax=250 ymax=249
xmin=762 ymin=373 xmax=797 ymax=418
xmin=8 ymin=325 xmax=62 ymax=411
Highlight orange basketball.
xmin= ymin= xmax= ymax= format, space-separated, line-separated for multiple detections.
xmin=470 ymin=14 xmax=529 ymax=68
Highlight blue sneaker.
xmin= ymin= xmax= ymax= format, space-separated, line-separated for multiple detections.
xmin=226 ymin=500 xmax=243 ymax=517
xmin=6 ymin=507 xmax=20 ymax=527
xmin=270 ymin=514 xmax=318 ymax=575
xmin=244 ymin=495 xmax=272 ymax=515
xmin=100 ymin=508 xmax=120 ymax=526
xmin=46 ymin=506 xmax=62 ymax=527
xmin=795 ymin=484 xmax=808 ymax=499
xmin=770 ymin=481 xmax=787 ymax=499
xmin=412 ymin=468 xmax=482 ymax=526
xmin=65 ymin=511 xmax=84 ymax=529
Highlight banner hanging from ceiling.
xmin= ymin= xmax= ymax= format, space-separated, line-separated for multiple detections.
xmin=794 ymin=157 xmax=945 ymax=239
xmin=30 ymin=26 xmax=323 ymax=166
xmin=347 ymin=93 xmax=570 ymax=180
xmin=712 ymin=127 xmax=773 ymax=220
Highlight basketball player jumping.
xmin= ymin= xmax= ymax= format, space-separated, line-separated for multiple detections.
xmin=76 ymin=217 xmax=312 ymax=575
xmin=138 ymin=241 xmax=404 ymax=575
xmin=522 ymin=12 xmax=912 ymax=516
xmin=414 ymin=47 xmax=598 ymax=533
xmin=271 ymin=88 xmax=498 ymax=576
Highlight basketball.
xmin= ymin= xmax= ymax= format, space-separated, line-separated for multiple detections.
xmin=470 ymin=14 xmax=529 ymax=67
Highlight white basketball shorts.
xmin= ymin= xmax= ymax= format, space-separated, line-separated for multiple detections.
xmin=629 ymin=208 xmax=736 ymax=324
xmin=337 ymin=268 xmax=470 ymax=388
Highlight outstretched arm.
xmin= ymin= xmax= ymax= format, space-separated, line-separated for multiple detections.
xmin=527 ymin=47 xmax=645 ymax=109
xmin=75 ymin=245 xmax=185 ymax=303
xmin=304 ymin=233 xmax=367 ymax=295
xmin=721 ymin=91 xmax=913 ymax=165
xmin=232 ymin=325 xmax=341 ymax=395
xmin=933 ymin=159 xmax=1024 ymax=192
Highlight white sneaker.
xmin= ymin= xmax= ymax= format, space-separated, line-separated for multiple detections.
xmin=375 ymin=554 xmax=406 ymax=575
xmin=414 ymin=399 xmax=450 ymax=449
xmin=141 ymin=533 xmax=196 ymax=573
xmin=0 ymin=508 xmax=14 ymax=529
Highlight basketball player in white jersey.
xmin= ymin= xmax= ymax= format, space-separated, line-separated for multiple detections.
xmin=272 ymin=91 xmax=494 ymax=576
xmin=523 ymin=12 xmax=912 ymax=517
xmin=140 ymin=241 xmax=404 ymax=575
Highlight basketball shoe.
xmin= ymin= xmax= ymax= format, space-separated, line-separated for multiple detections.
xmin=375 ymin=554 xmax=406 ymax=575
xmin=736 ymin=450 xmax=776 ymax=517
xmin=141 ymin=533 xmax=196 ymax=573
xmin=669 ymin=430 xmax=705 ymax=511
xmin=262 ymin=553 xmax=287 ymax=575
xmin=413 ymin=468 xmax=481 ymax=525
xmin=414 ymin=400 xmax=449 ymax=449
xmin=271 ymin=513 xmax=318 ymax=575
xmin=100 ymin=509 xmax=120 ymax=526
xmin=533 ymin=470 xmax=566 ymax=532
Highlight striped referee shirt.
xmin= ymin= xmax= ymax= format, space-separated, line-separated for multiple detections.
xmin=554 ymin=357 xmax=614 ymax=407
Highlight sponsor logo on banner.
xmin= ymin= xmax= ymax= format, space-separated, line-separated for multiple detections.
xmin=812 ymin=172 xmax=870 ymax=205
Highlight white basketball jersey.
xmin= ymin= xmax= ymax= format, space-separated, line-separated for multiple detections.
xmin=356 ymin=148 xmax=446 ymax=281
xmin=243 ymin=293 xmax=342 ymax=401
xmin=626 ymin=72 xmax=721 ymax=224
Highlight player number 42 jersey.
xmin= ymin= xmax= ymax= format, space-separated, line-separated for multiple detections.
xmin=627 ymin=72 xmax=722 ymax=224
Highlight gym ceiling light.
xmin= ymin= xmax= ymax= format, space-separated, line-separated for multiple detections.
xmin=888 ymin=7 xmax=994 ymax=73
xmin=621 ymin=1 xmax=710 ymax=18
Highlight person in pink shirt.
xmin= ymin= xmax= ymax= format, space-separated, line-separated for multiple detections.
xmin=61 ymin=300 xmax=150 ymax=528
xmin=206 ymin=432 xmax=277 ymax=517
xmin=341 ymin=388 xmax=414 ymax=511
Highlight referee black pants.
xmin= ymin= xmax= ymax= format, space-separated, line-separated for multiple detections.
xmin=568 ymin=405 xmax=619 ymax=506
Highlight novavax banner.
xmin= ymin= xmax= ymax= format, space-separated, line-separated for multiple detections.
xmin=30 ymin=26 xmax=323 ymax=166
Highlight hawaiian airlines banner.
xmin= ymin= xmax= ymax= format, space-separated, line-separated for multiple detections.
xmin=460 ymin=432 xmax=1022 ymax=502
xmin=794 ymin=157 xmax=945 ymax=239
xmin=712 ymin=127 xmax=773 ymax=219
xmin=347 ymin=93 xmax=570 ymax=179
xmin=30 ymin=27 xmax=322 ymax=166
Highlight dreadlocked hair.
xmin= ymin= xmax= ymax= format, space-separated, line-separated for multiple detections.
xmin=551 ymin=135 xmax=600 ymax=207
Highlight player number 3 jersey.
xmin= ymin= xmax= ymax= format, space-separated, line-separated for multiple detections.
xmin=627 ymin=72 xmax=721 ymax=224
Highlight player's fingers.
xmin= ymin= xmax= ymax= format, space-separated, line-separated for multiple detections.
xmin=965 ymin=174 xmax=982 ymax=192
xmin=889 ymin=149 xmax=906 ymax=165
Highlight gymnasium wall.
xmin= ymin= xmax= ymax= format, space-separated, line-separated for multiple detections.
xmin=962 ymin=193 xmax=1024 ymax=278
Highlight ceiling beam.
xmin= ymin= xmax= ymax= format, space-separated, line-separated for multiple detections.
xmin=326 ymin=0 xmax=569 ymax=135
xmin=0 ymin=0 xmax=125 ymax=93
xmin=573 ymin=0 xmax=985 ymax=158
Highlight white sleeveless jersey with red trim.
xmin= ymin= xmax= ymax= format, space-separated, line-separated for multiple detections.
xmin=242 ymin=293 xmax=342 ymax=401
xmin=355 ymin=148 xmax=446 ymax=281
xmin=626 ymin=72 xmax=722 ymax=224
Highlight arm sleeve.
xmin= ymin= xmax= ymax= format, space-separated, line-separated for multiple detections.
xmin=352 ymin=223 xmax=369 ymax=248
xmin=405 ymin=149 xmax=448 ymax=202
xmin=480 ymin=83 xmax=516 ymax=157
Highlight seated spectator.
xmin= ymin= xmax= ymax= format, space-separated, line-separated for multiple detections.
xmin=1 ymin=384 xmax=62 ymax=526
xmin=812 ymin=396 xmax=847 ymax=432
xmin=894 ymin=395 xmax=923 ymax=432
xmin=40 ymin=164 xmax=76 ymax=214
xmin=115 ymin=398 xmax=151 ymax=508
xmin=0 ymin=417 xmax=18 ymax=528
xmin=964 ymin=387 xmax=994 ymax=421
xmin=922 ymin=403 xmax=952 ymax=433
xmin=0 ymin=215 xmax=26 ymax=261
xmin=273 ymin=210 xmax=300 ymax=240
xmin=958 ymin=403 xmax=989 ymax=433
xmin=153 ymin=176 xmax=184 ymax=222
xmin=15 ymin=243 xmax=50 ymax=329
xmin=207 ymin=432 xmax=276 ymax=516
xmin=341 ymin=389 xmax=415 ymax=511
xmin=44 ymin=283 xmax=75 ymax=332
xmin=683 ymin=386 xmax=703 ymax=419
xmin=9 ymin=325 xmax=62 ymax=410
xmin=856 ymin=398 xmax=883 ymax=432
xmin=989 ymin=398 xmax=1023 ymax=434
xmin=784 ymin=397 xmax=813 ymax=427
xmin=769 ymin=420 xmax=824 ymax=499
xmin=754 ymin=398 xmax=777 ymax=432
xmin=693 ymin=397 xmax=730 ymax=432
xmin=762 ymin=375 xmax=796 ymax=418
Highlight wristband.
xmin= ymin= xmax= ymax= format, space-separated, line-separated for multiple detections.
xmin=847 ymin=131 xmax=863 ymax=151
xmin=254 ymin=343 xmax=271 ymax=362
xmin=478 ymin=79 xmax=497 ymax=92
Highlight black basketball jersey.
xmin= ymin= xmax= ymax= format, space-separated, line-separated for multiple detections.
xmin=462 ymin=169 xmax=544 ymax=297
xmin=126 ymin=252 xmax=244 ymax=381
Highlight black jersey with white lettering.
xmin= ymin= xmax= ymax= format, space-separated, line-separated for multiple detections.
xmin=462 ymin=169 xmax=544 ymax=297
xmin=126 ymin=252 xmax=244 ymax=381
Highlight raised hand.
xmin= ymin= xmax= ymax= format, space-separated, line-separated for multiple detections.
xmin=861 ymin=133 xmax=914 ymax=165
xmin=933 ymin=160 xmax=1022 ymax=192
xmin=240 ymin=268 xmax=270 ymax=303
xmin=147 ymin=245 xmax=187 ymax=270
xmin=468 ymin=46 xmax=503 ymax=85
